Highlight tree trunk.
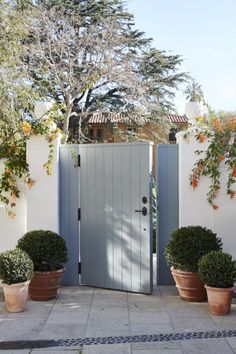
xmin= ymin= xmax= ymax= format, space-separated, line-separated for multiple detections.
xmin=62 ymin=99 xmax=73 ymax=144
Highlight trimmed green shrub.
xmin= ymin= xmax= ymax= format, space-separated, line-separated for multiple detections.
xmin=198 ymin=251 xmax=236 ymax=288
xmin=0 ymin=248 xmax=33 ymax=285
xmin=17 ymin=230 xmax=68 ymax=271
xmin=164 ymin=226 xmax=222 ymax=272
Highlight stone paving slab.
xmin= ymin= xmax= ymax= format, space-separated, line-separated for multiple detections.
xmin=0 ymin=286 xmax=236 ymax=353
xmin=179 ymin=338 xmax=234 ymax=354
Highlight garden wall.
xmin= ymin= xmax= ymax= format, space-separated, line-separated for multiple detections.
xmin=0 ymin=135 xmax=60 ymax=253
xmin=177 ymin=130 xmax=236 ymax=258
xmin=0 ymin=160 xmax=27 ymax=251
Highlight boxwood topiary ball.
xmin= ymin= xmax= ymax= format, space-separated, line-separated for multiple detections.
xmin=198 ymin=251 xmax=236 ymax=288
xmin=0 ymin=248 xmax=33 ymax=285
xmin=17 ymin=230 xmax=68 ymax=272
xmin=164 ymin=226 xmax=222 ymax=272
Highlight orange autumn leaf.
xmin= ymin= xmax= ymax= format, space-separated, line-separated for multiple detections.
xmin=198 ymin=133 xmax=206 ymax=143
xmin=191 ymin=179 xmax=198 ymax=189
xmin=27 ymin=179 xmax=36 ymax=189
xmin=218 ymin=155 xmax=225 ymax=162
xmin=211 ymin=118 xmax=224 ymax=133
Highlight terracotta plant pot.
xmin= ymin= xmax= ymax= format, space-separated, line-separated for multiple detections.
xmin=2 ymin=281 xmax=30 ymax=312
xmin=171 ymin=267 xmax=207 ymax=302
xmin=205 ymin=285 xmax=234 ymax=316
xmin=29 ymin=269 xmax=64 ymax=301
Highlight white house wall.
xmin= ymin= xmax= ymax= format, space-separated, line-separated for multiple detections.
xmin=177 ymin=131 xmax=236 ymax=258
xmin=0 ymin=161 xmax=27 ymax=251
xmin=27 ymin=135 xmax=61 ymax=233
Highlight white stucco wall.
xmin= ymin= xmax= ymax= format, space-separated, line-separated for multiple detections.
xmin=27 ymin=134 xmax=61 ymax=233
xmin=0 ymin=134 xmax=61 ymax=254
xmin=177 ymin=130 xmax=236 ymax=258
xmin=0 ymin=160 xmax=27 ymax=252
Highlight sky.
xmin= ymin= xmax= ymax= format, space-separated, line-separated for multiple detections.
xmin=126 ymin=0 xmax=236 ymax=114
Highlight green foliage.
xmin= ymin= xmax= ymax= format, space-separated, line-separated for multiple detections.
xmin=0 ymin=248 xmax=33 ymax=285
xmin=165 ymin=226 xmax=222 ymax=272
xmin=17 ymin=230 xmax=68 ymax=271
xmin=184 ymin=79 xmax=204 ymax=103
xmin=198 ymin=251 xmax=236 ymax=288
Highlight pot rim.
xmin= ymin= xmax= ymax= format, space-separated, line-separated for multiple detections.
xmin=171 ymin=267 xmax=198 ymax=275
xmin=33 ymin=268 xmax=65 ymax=275
xmin=205 ymin=284 xmax=235 ymax=292
xmin=2 ymin=280 xmax=30 ymax=288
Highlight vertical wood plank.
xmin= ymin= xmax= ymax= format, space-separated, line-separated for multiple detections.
xmin=112 ymin=146 xmax=122 ymax=290
xmin=140 ymin=144 xmax=152 ymax=294
xmin=130 ymin=145 xmax=141 ymax=292
xmin=121 ymin=145 xmax=132 ymax=291
xmin=104 ymin=146 xmax=114 ymax=288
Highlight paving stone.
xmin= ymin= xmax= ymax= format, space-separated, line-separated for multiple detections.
xmin=165 ymin=303 xmax=210 ymax=318
xmin=159 ymin=286 xmax=179 ymax=297
xmin=94 ymin=289 xmax=126 ymax=295
xmin=132 ymin=350 xmax=182 ymax=354
xmin=86 ymin=319 xmax=129 ymax=332
xmin=32 ymin=351 xmax=80 ymax=353
xmin=46 ymin=309 xmax=89 ymax=324
xmin=38 ymin=323 xmax=86 ymax=339
xmin=82 ymin=343 xmax=131 ymax=353
xmin=130 ymin=323 xmax=174 ymax=335
xmin=0 ymin=351 xmax=30 ymax=354
xmin=0 ymin=318 xmax=44 ymax=332
xmin=171 ymin=317 xmax=217 ymax=332
xmin=85 ymin=329 xmax=130 ymax=338
xmin=131 ymin=341 xmax=181 ymax=350
xmin=0 ymin=331 xmax=42 ymax=341
xmin=59 ymin=286 xmax=94 ymax=294
xmin=226 ymin=336 xmax=236 ymax=349
xmin=180 ymin=339 xmax=234 ymax=354
xmin=92 ymin=294 xmax=127 ymax=309
xmin=129 ymin=311 xmax=170 ymax=324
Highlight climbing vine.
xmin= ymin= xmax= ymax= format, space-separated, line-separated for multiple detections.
xmin=0 ymin=118 xmax=61 ymax=218
xmin=189 ymin=116 xmax=236 ymax=209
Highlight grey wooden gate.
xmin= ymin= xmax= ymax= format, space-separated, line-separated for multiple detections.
xmin=157 ymin=144 xmax=179 ymax=285
xmin=60 ymin=142 xmax=153 ymax=294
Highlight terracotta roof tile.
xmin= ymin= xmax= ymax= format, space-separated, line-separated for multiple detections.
xmin=81 ymin=112 xmax=188 ymax=124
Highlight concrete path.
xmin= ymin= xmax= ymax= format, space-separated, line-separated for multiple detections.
xmin=0 ymin=285 xmax=236 ymax=353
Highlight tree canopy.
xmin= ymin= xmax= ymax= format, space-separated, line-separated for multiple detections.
xmin=1 ymin=0 xmax=187 ymax=143
xmin=25 ymin=0 xmax=187 ymax=142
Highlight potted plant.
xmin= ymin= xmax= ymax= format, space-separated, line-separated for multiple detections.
xmin=198 ymin=251 xmax=236 ymax=315
xmin=0 ymin=248 xmax=33 ymax=312
xmin=164 ymin=226 xmax=222 ymax=302
xmin=17 ymin=230 xmax=68 ymax=301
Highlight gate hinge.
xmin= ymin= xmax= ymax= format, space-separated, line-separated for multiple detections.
xmin=77 ymin=154 xmax=81 ymax=167
xmin=78 ymin=262 xmax=81 ymax=274
xmin=78 ymin=208 xmax=81 ymax=221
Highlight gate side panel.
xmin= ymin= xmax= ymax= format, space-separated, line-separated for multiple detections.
xmin=59 ymin=146 xmax=80 ymax=285
xmin=157 ymin=145 xmax=179 ymax=285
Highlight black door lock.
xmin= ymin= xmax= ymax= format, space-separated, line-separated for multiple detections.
xmin=142 ymin=196 xmax=147 ymax=204
xmin=134 ymin=207 xmax=147 ymax=216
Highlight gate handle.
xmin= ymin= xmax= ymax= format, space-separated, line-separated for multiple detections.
xmin=134 ymin=207 xmax=147 ymax=216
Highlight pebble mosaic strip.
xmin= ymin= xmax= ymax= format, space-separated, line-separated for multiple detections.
xmin=0 ymin=330 xmax=236 ymax=349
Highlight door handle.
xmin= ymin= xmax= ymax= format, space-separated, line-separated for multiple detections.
xmin=134 ymin=207 xmax=147 ymax=216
